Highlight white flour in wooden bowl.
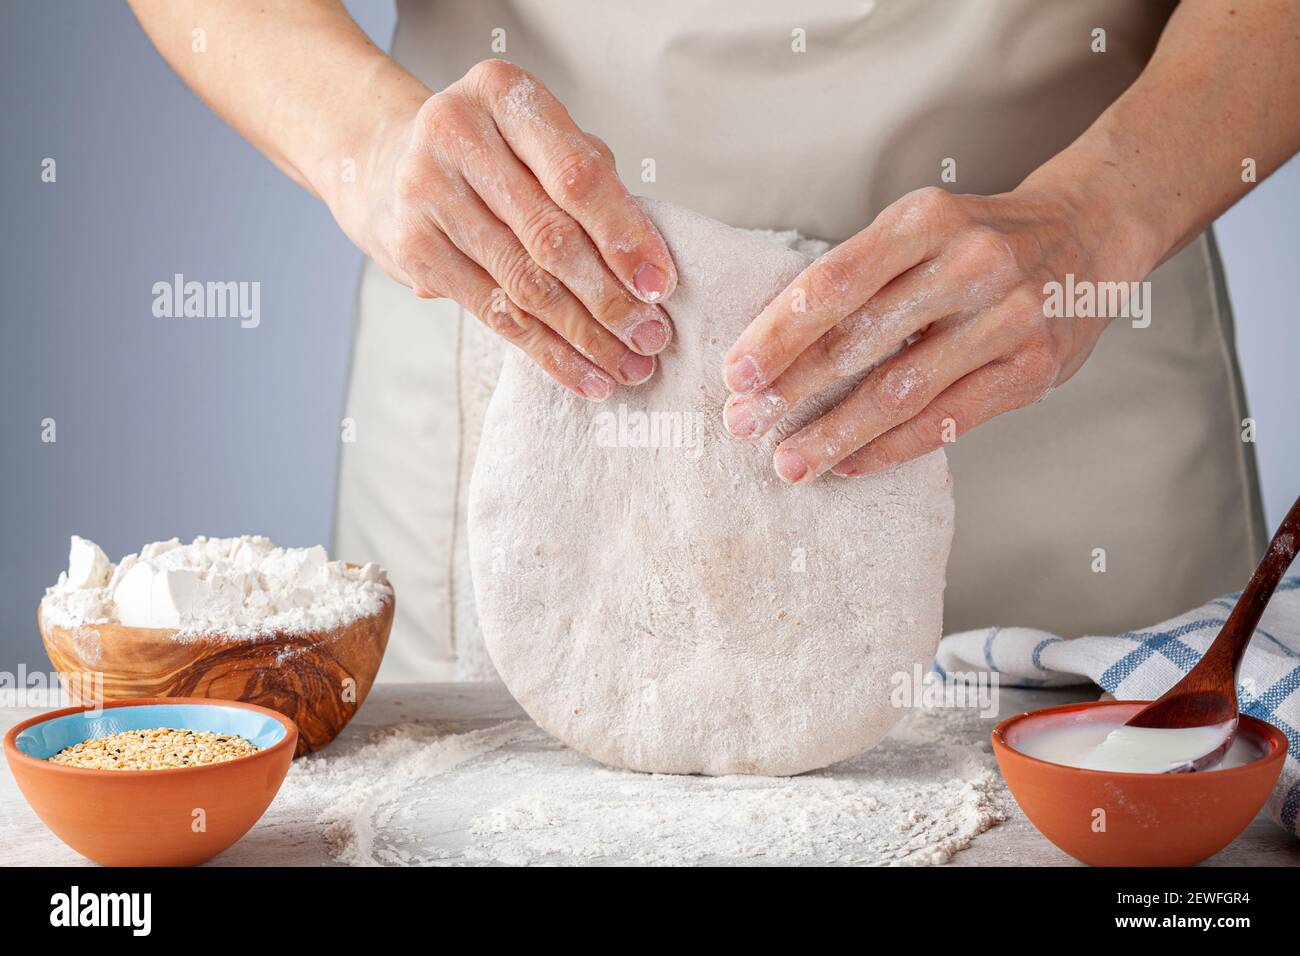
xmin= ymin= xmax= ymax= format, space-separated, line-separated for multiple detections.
xmin=40 ymin=535 xmax=391 ymax=639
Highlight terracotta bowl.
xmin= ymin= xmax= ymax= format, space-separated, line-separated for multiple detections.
xmin=992 ymin=700 xmax=1288 ymax=867
xmin=38 ymin=592 xmax=393 ymax=756
xmin=4 ymin=697 xmax=296 ymax=866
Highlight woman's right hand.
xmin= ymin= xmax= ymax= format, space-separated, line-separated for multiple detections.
xmin=332 ymin=59 xmax=677 ymax=401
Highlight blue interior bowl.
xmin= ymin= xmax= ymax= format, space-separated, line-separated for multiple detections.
xmin=15 ymin=702 xmax=288 ymax=760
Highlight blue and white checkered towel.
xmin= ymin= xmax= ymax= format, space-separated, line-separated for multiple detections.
xmin=935 ymin=578 xmax=1300 ymax=838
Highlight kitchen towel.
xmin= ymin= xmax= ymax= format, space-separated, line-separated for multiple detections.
xmin=935 ymin=577 xmax=1300 ymax=837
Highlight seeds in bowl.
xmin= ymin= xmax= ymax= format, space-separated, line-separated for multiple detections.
xmin=47 ymin=727 xmax=258 ymax=770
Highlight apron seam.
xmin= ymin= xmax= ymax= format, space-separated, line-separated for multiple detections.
xmin=329 ymin=255 xmax=372 ymax=557
xmin=1196 ymin=228 xmax=1268 ymax=563
xmin=448 ymin=302 xmax=466 ymax=661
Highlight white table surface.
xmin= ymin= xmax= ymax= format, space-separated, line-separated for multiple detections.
xmin=3 ymin=683 xmax=1297 ymax=867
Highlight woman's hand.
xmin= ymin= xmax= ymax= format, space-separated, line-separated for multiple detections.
xmin=721 ymin=185 xmax=1143 ymax=482
xmin=334 ymin=60 xmax=677 ymax=401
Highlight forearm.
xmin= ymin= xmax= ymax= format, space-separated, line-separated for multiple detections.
xmin=1023 ymin=0 xmax=1300 ymax=275
xmin=127 ymin=0 xmax=429 ymax=210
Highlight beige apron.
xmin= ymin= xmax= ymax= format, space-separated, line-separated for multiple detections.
xmin=335 ymin=0 xmax=1266 ymax=682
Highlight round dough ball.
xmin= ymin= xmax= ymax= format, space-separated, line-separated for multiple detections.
xmin=469 ymin=199 xmax=954 ymax=775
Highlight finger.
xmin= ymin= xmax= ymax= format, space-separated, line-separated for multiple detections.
xmin=830 ymin=354 xmax=1051 ymax=476
xmin=428 ymin=169 xmax=657 ymax=386
xmin=723 ymin=187 xmax=953 ymax=394
xmin=771 ymin=322 xmax=1002 ymax=485
xmin=452 ymin=115 xmax=673 ymax=355
xmin=583 ymin=130 xmax=616 ymax=166
xmin=462 ymin=59 xmax=678 ymax=303
xmin=417 ymin=229 xmax=620 ymax=402
xmin=723 ymin=258 xmax=951 ymax=440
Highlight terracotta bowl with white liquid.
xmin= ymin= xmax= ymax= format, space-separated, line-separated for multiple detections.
xmin=992 ymin=700 xmax=1287 ymax=867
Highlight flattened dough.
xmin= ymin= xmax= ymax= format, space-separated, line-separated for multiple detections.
xmin=468 ymin=199 xmax=954 ymax=776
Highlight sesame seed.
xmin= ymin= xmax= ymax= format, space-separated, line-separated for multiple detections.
xmin=47 ymin=727 xmax=259 ymax=770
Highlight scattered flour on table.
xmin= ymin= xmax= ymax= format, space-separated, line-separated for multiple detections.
xmin=278 ymin=705 xmax=1009 ymax=867
xmin=40 ymin=535 xmax=390 ymax=639
xmin=285 ymin=720 xmax=532 ymax=866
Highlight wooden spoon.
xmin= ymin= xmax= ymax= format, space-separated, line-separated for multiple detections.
xmin=1123 ymin=493 xmax=1300 ymax=769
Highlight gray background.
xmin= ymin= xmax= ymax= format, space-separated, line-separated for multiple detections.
xmin=1 ymin=2 xmax=1296 ymax=671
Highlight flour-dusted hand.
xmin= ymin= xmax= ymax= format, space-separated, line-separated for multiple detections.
xmin=721 ymin=185 xmax=1143 ymax=482
xmin=333 ymin=59 xmax=677 ymax=401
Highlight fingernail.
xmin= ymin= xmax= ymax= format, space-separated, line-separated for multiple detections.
xmin=632 ymin=262 xmax=667 ymax=302
xmin=631 ymin=319 xmax=669 ymax=354
xmin=725 ymin=355 xmax=761 ymax=392
xmin=579 ymin=372 xmax=613 ymax=401
xmin=618 ymin=351 xmax=655 ymax=384
xmin=724 ymin=400 xmax=758 ymax=438
xmin=830 ymin=465 xmax=859 ymax=477
xmin=774 ymin=447 xmax=808 ymax=484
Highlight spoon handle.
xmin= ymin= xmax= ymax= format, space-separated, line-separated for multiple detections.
xmin=1217 ymin=493 xmax=1300 ymax=678
xmin=1126 ymin=493 xmax=1300 ymax=729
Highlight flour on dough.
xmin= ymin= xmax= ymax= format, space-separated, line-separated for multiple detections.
xmin=468 ymin=198 xmax=954 ymax=776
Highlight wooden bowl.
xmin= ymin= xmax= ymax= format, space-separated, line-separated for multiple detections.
xmin=992 ymin=700 xmax=1288 ymax=867
xmin=38 ymin=595 xmax=393 ymax=756
xmin=5 ymin=697 xmax=296 ymax=866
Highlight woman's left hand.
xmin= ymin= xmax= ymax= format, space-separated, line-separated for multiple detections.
xmin=721 ymin=184 xmax=1146 ymax=483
